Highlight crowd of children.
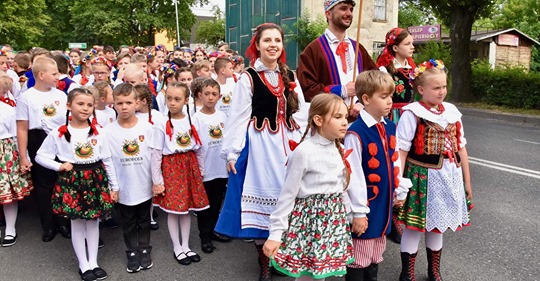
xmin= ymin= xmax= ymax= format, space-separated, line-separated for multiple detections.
xmin=0 ymin=22 xmax=472 ymax=281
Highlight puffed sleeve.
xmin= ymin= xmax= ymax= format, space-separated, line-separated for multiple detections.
xmin=220 ymin=72 xmax=253 ymax=162
xmin=344 ymin=132 xmax=370 ymax=218
xmin=267 ymin=146 xmax=308 ymax=242
xmin=396 ymin=110 xmax=417 ymax=152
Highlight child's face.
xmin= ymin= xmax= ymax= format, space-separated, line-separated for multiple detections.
xmin=183 ymin=52 xmax=192 ymax=62
xmin=92 ymin=64 xmax=110 ymax=82
xmin=196 ymin=67 xmax=211 ymax=78
xmin=68 ymin=93 xmax=95 ymax=123
xmin=173 ymin=50 xmax=183 ymax=59
xmin=69 ymin=52 xmax=80 ymax=65
xmin=135 ymin=96 xmax=148 ymax=112
xmin=218 ymin=45 xmax=229 ymax=55
xmin=220 ymin=62 xmax=234 ymax=78
xmin=156 ymin=51 xmax=166 ymax=65
xmin=137 ymin=62 xmax=147 ymax=73
xmin=148 ymin=59 xmax=159 ymax=71
xmin=0 ymin=56 xmax=7 ymax=72
xmin=418 ymin=73 xmax=447 ymax=108
xmin=117 ymin=57 xmax=130 ymax=70
xmin=40 ymin=64 xmax=60 ymax=87
xmin=315 ymin=102 xmax=349 ymax=140
xmin=393 ymin=35 xmax=415 ymax=60
xmin=124 ymin=73 xmax=145 ymax=86
xmin=105 ymin=51 xmax=116 ymax=62
xmin=209 ymin=57 xmax=217 ymax=72
xmin=362 ymin=91 xmax=393 ymax=120
xmin=195 ymin=51 xmax=205 ymax=61
xmin=166 ymin=87 xmax=188 ymax=115
xmin=101 ymin=87 xmax=114 ymax=105
xmin=114 ymin=92 xmax=139 ymax=120
xmin=177 ymin=72 xmax=193 ymax=88
xmin=6 ymin=53 xmax=15 ymax=69
xmin=199 ymin=85 xmax=220 ymax=110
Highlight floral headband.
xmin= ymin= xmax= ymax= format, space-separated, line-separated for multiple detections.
xmin=81 ymin=49 xmax=97 ymax=63
xmin=155 ymin=44 xmax=166 ymax=52
xmin=90 ymin=56 xmax=113 ymax=69
xmin=162 ymin=63 xmax=178 ymax=79
xmin=411 ymin=59 xmax=445 ymax=80
xmin=386 ymin=27 xmax=404 ymax=46
xmin=0 ymin=50 xmax=6 ymax=56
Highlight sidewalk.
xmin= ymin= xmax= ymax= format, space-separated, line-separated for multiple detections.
xmin=458 ymin=107 xmax=540 ymax=127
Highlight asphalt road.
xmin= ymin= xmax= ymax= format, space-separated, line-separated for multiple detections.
xmin=1 ymin=115 xmax=539 ymax=281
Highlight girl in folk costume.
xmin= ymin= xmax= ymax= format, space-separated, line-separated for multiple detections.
xmin=35 ymin=88 xmax=117 ymax=281
xmin=69 ymin=49 xmax=82 ymax=77
xmin=90 ymin=57 xmax=113 ymax=83
xmin=396 ymin=60 xmax=473 ymax=281
xmin=150 ymin=82 xmax=209 ymax=266
xmin=156 ymin=63 xmax=179 ymax=115
xmin=263 ymin=94 xmax=354 ymax=281
xmin=73 ymin=50 xmax=97 ymax=86
xmin=0 ymin=74 xmax=33 ymax=247
xmin=376 ymin=28 xmax=416 ymax=123
xmin=214 ymin=23 xmax=307 ymax=281
xmin=376 ymin=28 xmax=416 ymax=244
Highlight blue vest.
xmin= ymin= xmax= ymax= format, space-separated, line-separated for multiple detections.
xmin=59 ymin=77 xmax=75 ymax=95
xmin=348 ymin=117 xmax=397 ymax=239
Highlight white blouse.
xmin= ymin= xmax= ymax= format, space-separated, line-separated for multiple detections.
xmin=267 ymin=133 xmax=348 ymax=242
xmin=0 ymin=102 xmax=16 ymax=140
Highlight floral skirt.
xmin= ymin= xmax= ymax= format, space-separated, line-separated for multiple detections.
xmin=271 ymin=193 xmax=354 ymax=279
xmin=0 ymin=138 xmax=33 ymax=204
xmin=153 ymin=151 xmax=209 ymax=214
xmin=52 ymin=161 xmax=113 ymax=220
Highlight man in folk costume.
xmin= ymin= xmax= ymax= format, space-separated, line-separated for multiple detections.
xmin=297 ymin=0 xmax=376 ymax=116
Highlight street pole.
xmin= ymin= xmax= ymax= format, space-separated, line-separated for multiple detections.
xmin=174 ymin=0 xmax=181 ymax=47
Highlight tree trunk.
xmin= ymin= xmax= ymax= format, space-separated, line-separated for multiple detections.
xmin=449 ymin=7 xmax=476 ymax=102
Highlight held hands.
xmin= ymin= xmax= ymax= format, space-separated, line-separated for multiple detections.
xmin=19 ymin=157 xmax=33 ymax=174
xmin=393 ymin=199 xmax=405 ymax=208
xmin=59 ymin=162 xmax=73 ymax=172
xmin=110 ymin=191 xmax=119 ymax=203
xmin=227 ymin=161 xmax=237 ymax=175
xmin=352 ymin=217 xmax=368 ymax=236
xmin=152 ymin=184 xmax=165 ymax=196
xmin=263 ymin=240 xmax=281 ymax=258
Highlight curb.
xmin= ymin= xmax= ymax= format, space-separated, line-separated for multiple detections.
xmin=458 ymin=107 xmax=540 ymax=127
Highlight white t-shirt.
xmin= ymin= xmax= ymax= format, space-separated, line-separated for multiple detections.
xmin=6 ymin=69 xmax=21 ymax=100
xmin=95 ymin=107 xmax=116 ymax=128
xmin=149 ymin=116 xmax=200 ymax=156
xmin=35 ymin=125 xmax=118 ymax=190
xmin=136 ymin=109 xmax=165 ymax=126
xmin=15 ymin=87 xmax=67 ymax=133
xmin=104 ymin=118 xmax=154 ymax=206
xmin=72 ymin=74 xmax=95 ymax=86
xmin=192 ymin=110 xmax=229 ymax=181
xmin=0 ymin=102 xmax=16 ymax=140
xmin=216 ymin=79 xmax=235 ymax=116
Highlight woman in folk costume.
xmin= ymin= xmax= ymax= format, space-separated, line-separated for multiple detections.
xmin=214 ymin=23 xmax=307 ymax=281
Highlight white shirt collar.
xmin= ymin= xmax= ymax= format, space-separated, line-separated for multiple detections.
xmin=59 ymin=74 xmax=68 ymax=80
xmin=324 ymin=28 xmax=351 ymax=44
xmin=394 ymin=58 xmax=412 ymax=69
xmin=253 ymin=58 xmax=280 ymax=73
xmin=312 ymin=132 xmax=334 ymax=146
xmin=360 ymin=109 xmax=387 ymax=128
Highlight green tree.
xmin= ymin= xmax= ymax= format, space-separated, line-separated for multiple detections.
xmin=0 ymin=0 xmax=50 ymax=50
xmin=196 ymin=6 xmax=225 ymax=46
xmin=291 ymin=11 xmax=327 ymax=50
xmin=420 ymin=0 xmax=495 ymax=102
xmin=42 ymin=0 xmax=75 ymax=50
xmin=398 ymin=1 xmax=430 ymax=28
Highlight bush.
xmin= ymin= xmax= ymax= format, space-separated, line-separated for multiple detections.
xmin=414 ymin=41 xmax=452 ymax=71
xmin=471 ymin=60 xmax=540 ymax=109
xmin=290 ymin=11 xmax=327 ymax=51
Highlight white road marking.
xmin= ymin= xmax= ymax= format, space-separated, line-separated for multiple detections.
xmin=469 ymin=156 xmax=540 ymax=179
xmin=514 ymin=139 xmax=540 ymax=145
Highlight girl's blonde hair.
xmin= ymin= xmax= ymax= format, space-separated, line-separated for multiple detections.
xmin=0 ymin=74 xmax=13 ymax=93
xmin=413 ymin=67 xmax=446 ymax=93
xmin=299 ymin=94 xmax=351 ymax=189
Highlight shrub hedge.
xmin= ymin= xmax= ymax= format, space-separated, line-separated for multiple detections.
xmin=471 ymin=60 xmax=540 ymax=109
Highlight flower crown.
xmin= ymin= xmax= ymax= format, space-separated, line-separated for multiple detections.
xmin=411 ymin=59 xmax=445 ymax=80
xmin=0 ymin=50 xmax=7 ymax=56
xmin=155 ymin=44 xmax=165 ymax=52
xmin=90 ymin=56 xmax=112 ymax=69
xmin=81 ymin=49 xmax=97 ymax=63
xmin=162 ymin=63 xmax=178 ymax=79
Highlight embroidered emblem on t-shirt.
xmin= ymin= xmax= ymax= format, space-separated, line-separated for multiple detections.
xmin=208 ymin=125 xmax=223 ymax=139
xmin=75 ymin=141 xmax=94 ymax=159
xmin=176 ymin=132 xmax=191 ymax=147
xmin=43 ymin=104 xmax=57 ymax=117
xmin=222 ymin=93 xmax=231 ymax=104
xmin=122 ymin=139 xmax=140 ymax=156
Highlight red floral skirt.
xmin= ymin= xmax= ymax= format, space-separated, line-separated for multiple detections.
xmin=0 ymin=138 xmax=33 ymax=204
xmin=153 ymin=151 xmax=209 ymax=214
xmin=51 ymin=161 xmax=113 ymax=220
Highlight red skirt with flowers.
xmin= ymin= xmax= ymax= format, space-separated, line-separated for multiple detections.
xmin=271 ymin=193 xmax=354 ymax=279
xmin=153 ymin=151 xmax=209 ymax=214
xmin=0 ymin=138 xmax=33 ymax=204
xmin=51 ymin=161 xmax=113 ymax=220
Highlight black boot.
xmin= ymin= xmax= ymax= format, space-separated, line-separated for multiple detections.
xmin=388 ymin=211 xmax=402 ymax=244
xmin=427 ymin=248 xmax=443 ymax=281
xmin=255 ymin=244 xmax=272 ymax=281
xmin=399 ymin=252 xmax=417 ymax=281
xmin=364 ymin=263 xmax=378 ymax=281
xmin=345 ymin=267 xmax=364 ymax=281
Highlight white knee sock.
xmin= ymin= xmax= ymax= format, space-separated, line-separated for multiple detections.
xmin=150 ymin=205 xmax=155 ymax=223
xmin=3 ymin=202 xmax=18 ymax=236
xmin=86 ymin=220 xmax=100 ymax=269
xmin=179 ymin=214 xmax=192 ymax=254
xmin=167 ymin=214 xmax=182 ymax=256
xmin=425 ymin=231 xmax=443 ymax=251
xmin=400 ymin=228 xmax=422 ymax=254
xmin=71 ymin=219 xmax=90 ymax=272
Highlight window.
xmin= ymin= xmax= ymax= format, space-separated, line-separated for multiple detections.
xmin=374 ymin=0 xmax=386 ymax=21
xmin=373 ymin=42 xmax=385 ymax=57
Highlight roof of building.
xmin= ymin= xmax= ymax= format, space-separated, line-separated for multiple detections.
xmin=470 ymin=28 xmax=540 ymax=46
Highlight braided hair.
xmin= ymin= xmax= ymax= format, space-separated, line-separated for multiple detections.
xmin=62 ymin=88 xmax=98 ymax=142
xmin=133 ymin=84 xmax=154 ymax=125
xmin=165 ymin=82 xmax=199 ymax=142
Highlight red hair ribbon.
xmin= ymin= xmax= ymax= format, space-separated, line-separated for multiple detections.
xmin=57 ymin=125 xmax=68 ymax=138
xmin=165 ymin=120 xmax=174 ymax=141
xmin=336 ymin=42 xmax=349 ymax=73
xmin=91 ymin=117 xmax=99 ymax=135
xmin=288 ymin=82 xmax=297 ymax=93
xmin=190 ymin=124 xmax=202 ymax=146
xmin=343 ymin=148 xmax=353 ymax=174
xmin=288 ymin=139 xmax=299 ymax=151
